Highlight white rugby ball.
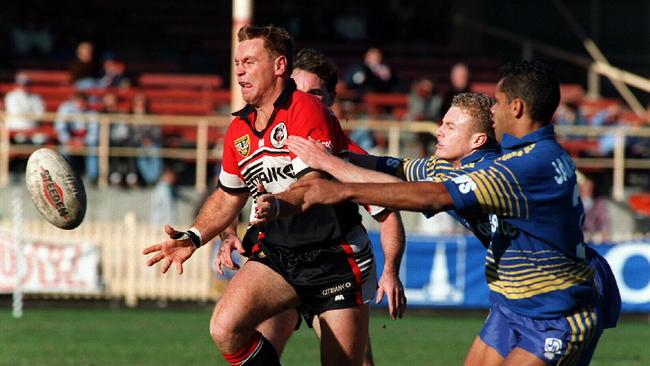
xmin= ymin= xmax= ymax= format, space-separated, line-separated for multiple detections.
xmin=25 ymin=148 xmax=86 ymax=230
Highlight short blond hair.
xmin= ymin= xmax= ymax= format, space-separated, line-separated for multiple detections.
xmin=452 ymin=92 xmax=495 ymax=140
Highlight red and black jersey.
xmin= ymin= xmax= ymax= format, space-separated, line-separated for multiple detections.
xmin=219 ymin=80 xmax=361 ymax=248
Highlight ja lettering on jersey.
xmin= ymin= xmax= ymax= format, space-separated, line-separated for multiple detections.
xmin=441 ymin=125 xmax=597 ymax=318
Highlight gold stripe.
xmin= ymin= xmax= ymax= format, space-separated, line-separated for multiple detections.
xmin=487 ymin=260 xmax=579 ymax=270
xmin=468 ymin=171 xmax=493 ymax=215
xmin=486 ymin=265 xmax=590 ymax=282
xmin=488 ymin=281 xmax=579 ymax=298
xmin=473 ymin=170 xmax=502 ymax=216
xmin=486 ymin=168 xmax=515 ymax=216
xmin=488 ymin=166 xmax=522 ymax=217
xmin=559 ymin=314 xmax=578 ymax=366
xmin=487 ymin=274 xmax=589 ymax=294
xmin=480 ymin=171 xmax=509 ymax=216
xmin=494 ymin=162 xmax=530 ymax=219
xmin=492 ymin=255 xmax=568 ymax=262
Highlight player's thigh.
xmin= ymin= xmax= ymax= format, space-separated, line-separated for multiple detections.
xmin=213 ymin=260 xmax=300 ymax=331
xmin=464 ymin=336 xmax=505 ymax=366
xmin=256 ymin=309 xmax=300 ymax=356
xmin=503 ymin=347 xmax=548 ymax=366
xmin=317 ymin=303 xmax=369 ymax=366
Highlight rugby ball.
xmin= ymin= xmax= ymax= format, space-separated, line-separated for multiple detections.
xmin=25 ymin=148 xmax=86 ymax=230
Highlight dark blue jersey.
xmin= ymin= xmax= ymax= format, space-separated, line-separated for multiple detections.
xmin=377 ymin=144 xmax=501 ymax=247
xmin=440 ymin=125 xmax=597 ymax=318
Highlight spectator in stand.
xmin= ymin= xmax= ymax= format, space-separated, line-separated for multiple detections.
xmin=131 ymin=93 xmax=163 ymax=185
xmin=345 ymin=47 xmax=397 ymax=152
xmin=440 ymin=62 xmax=471 ymax=115
xmin=344 ymin=47 xmax=396 ymax=95
xmin=54 ymin=92 xmax=100 ymax=182
xmin=150 ymin=165 xmax=179 ymax=227
xmin=103 ymin=93 xmax=138 ymax=187
xmin=578 ymin=172 xmax=611 ymax=242
xmin=406 ymin=77 xmax=442 ymax=157
xmin=555 ymin=101 xmax=587 ymax=127
xmin=98 ymin=54 xmax=131 ymax=89
xmin=4 ymin=72 xmax=45 ymax=142
xmin=69 ymin=41 xmax=101 ymax=89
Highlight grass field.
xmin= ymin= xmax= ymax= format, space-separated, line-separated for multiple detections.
xmin=1 ymin=307 xmax=649 ymax=365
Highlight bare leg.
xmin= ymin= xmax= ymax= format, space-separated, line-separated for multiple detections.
xmin=210 ymin=261 xmax=300 ymax=354
xmin=464 ymin=336 xmax=505 ymax=366
xmin=503 ymin=347 xmax=548 ymax=366
xmin=256 ymin=309 xmax=300 ymax=356
xmin=312 ymin=314 xmax=374 ymax=366
xmin=317 ymin=304 xmax=369 ymax=366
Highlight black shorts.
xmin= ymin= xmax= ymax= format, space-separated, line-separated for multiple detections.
xmin=248 ymin=225 xmax=377 ymax=317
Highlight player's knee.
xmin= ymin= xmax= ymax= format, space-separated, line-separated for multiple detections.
xmin=210 ymin=310 xmax=237 ymax=348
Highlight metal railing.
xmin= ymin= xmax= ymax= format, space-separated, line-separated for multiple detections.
xmin=1 ymin=111 xmax=649 ymax=202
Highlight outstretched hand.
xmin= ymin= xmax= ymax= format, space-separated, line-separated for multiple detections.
xmin=286 ymin=136 xmax=331 ymax=171
xmin=142 ymin=225 xmax=196 ymax=275
xmin=376 ymin=269 xmax=407 ymax=320
xmin=289 ymin=178 xmax=349 ymax=211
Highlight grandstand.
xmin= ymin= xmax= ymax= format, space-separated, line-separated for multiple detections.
xmin=1 ymin=1 xmax=650 ymax=365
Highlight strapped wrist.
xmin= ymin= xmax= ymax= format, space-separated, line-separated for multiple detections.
xmin=187 ymin=227 xmax=203 ymax=248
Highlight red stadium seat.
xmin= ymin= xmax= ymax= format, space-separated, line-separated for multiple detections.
xmin=363 ymin=93 xmax=409 ymax=120
xmin=629 ymin=193 xmax=650 ymax=218
xmin=18 ymin=70 xmax=71 ymax=85
xmin=138 ymin=73 xmax=223 ymax=90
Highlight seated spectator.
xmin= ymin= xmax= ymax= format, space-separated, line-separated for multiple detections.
xmin=54 ymin=92 xmax=100 ymax=182
xmin=98 ymin=54 xmax=131 ymax=89
xmin=345 ymin=47 xmax=396 ymax=152
xmin=103 ymin=93 xmax=138 ymax=187
xmin=578 ymin=172 xmax=611 ymax=242
xmin=555 ymin=101 xmax=587 ymax=127
xmin=406 ymin=78 xmax=442 ymax=156
xmin=131 ymin=93 xmax=163 ymax=185
xmin=4 ymin=72 xmax=45 ymax=143
xmin=69 ymin=41 xmax=101 ymax=90
xmin=150 ymin=165 xmax=179 ymax=227
xmin=440 ymin=62 xmax=471 ymax=115
xmin=344 ymin=47 xmax=396 ymax=95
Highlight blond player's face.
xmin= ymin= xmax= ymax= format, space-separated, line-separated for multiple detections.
xmin=435 ymin=106 xmax=480 ymax=163
xmin=291 ymin=68 xmax=334 ymax=107
xmin=234 ymin=38 xmax=277 ymax=106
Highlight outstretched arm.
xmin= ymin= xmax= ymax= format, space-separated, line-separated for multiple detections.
xmin=286 ymin=136 xmax=401 ymax=183
xmin=292 ymin=179 xmax=454 ymax=213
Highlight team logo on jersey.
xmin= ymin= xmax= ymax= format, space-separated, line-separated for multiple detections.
xmin=270 ymin=122 xmax=287 ymax=148
xmin=234 ymin=134 xmax=250 ymax=157
xmin=543 ymin=338 xmax=563 ymax=360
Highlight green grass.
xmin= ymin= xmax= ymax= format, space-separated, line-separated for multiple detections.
xmin=0 ymin=308 xmax=648 ymax=366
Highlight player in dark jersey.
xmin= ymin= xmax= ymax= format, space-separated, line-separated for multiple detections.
xmin=215 ymin=48 xmax=406 ymax=366
xmin=272 ymin=61 xmax=614 ymax=366
xmin=143 ymin=25 xmax=376 ymax=366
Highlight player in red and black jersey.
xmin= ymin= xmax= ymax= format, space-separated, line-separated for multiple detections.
xmin=143 ymin=25 xmax=376 ymax=366
xmin=216 ymin=48 xmax=406 ymax=366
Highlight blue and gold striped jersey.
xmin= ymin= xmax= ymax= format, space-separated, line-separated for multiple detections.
xmin=440 ymin=125 xmax=597 ymax=318
xmin=378 ymin=145 xmax=501 ymax=247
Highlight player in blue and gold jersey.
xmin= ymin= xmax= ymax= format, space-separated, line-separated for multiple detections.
xmin=284 ymin=61 xmax=615 ymax=365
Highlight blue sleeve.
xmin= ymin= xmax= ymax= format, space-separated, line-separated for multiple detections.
xmin=442 ymin=161 xmax=529 ymax=218
xmin=375 ymin=156 xmax=405 ymax=177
